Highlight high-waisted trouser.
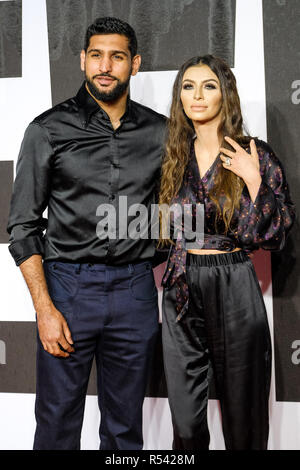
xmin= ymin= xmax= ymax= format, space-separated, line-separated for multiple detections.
xmin=162 ymin=251 xmax=272 ymax=450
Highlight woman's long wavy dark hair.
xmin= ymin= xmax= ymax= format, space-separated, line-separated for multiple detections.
xmin=159 ymin=55 xmax=251 ymax=243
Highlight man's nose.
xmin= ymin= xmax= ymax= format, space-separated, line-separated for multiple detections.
xmin=99 ymin=56 xmax=112 ymax=73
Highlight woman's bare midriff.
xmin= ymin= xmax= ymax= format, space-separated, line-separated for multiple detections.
xmin=187 ymin=247 xmax=242 ymax=255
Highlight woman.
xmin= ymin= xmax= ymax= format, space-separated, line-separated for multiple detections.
xmin=159 ymin=55 xmax=295 ymax=450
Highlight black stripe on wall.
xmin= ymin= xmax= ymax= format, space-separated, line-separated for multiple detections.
xmin=46 ymin=0 xmax=235 ymax=105
xmin=0 ymin=161 xmax=14 ymax=244
xmin=263 ymin=0 xmax=300 ymax=402
xmin=0 ymin=0 xmax=22 ymax=78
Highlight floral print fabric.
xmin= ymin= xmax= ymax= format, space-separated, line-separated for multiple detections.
xmin=162 ymin=139 xmax=295 ymax=321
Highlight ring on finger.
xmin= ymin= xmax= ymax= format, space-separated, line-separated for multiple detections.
xmin=224 ymin=157 xmax=231 ymax=166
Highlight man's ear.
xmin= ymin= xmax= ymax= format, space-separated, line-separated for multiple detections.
xmin=80 ymin=50 xmax=86 ymax=72
xmin=131 ymin=54 xmax=142 ymax=77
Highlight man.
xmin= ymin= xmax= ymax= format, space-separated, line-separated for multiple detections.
xmin=7 ymin=17 xmax=166 ymax=450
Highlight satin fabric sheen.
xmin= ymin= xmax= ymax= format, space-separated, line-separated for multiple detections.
xmin=162 ymin=139 xmax=295 ymax=322
xmin=162 ymin=251 xmax=271 ymax=450
xmin=7 ymin=82 xmax=166 ymax=266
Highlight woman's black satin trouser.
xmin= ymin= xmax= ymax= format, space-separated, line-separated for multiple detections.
xmin=162 ymin=251 xmax=272 ymax=450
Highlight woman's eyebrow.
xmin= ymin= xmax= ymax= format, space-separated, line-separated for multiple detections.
xmin=182 ymin=78 xmax=219 ymax=84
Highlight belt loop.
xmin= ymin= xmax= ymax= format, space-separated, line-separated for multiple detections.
xmin=128 ymin=263 xmax=134 ymax=274
xmin=75 ymin=264 xmax=81 ymax=275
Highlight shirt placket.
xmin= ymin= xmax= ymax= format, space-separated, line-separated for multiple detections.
xmin=106 ymin=129 xmax=120 ymax=261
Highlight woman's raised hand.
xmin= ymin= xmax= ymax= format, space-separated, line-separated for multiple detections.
xmin=220 ymin=136 xmax=261 ymax=186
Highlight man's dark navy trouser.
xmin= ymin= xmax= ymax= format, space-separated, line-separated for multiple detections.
xmin=33 ymin=260 xmax=159 ymax=450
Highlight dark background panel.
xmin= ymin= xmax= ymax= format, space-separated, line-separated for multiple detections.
xmin=263 ymin=0 xmax=300 ymax=401
xmin=0 ymin=0 xmax=22 ymax=78
xmin=46 ymin=0 xmax=235 ymax=105
xmin=0 ymin=322 xmax=36 ymax=393
xmin=0 ymin=161 xmax=14 ymax=243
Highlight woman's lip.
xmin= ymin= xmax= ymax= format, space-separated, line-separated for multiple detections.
xmin=191 ymin=105 xmax=208 ymax=110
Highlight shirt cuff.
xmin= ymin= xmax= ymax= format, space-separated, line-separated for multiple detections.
xmin=8 ymin=236 xmax=45 ymax=266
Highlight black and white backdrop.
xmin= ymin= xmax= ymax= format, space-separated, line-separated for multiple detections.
xmin=0 ymin=0 xmax=299 ymax=449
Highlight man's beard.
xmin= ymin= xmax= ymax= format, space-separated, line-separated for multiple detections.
xmin=85 ymin=72 xmax=131 ymax=103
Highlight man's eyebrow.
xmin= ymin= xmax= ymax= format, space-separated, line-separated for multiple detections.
xmin=87 ymin=48 xmax=129 ymax=56
xmin=182 ymin=78 xmax=219 ymax=84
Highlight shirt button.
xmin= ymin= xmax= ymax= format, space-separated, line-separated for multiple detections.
xmin=110 ymin=194 xmax=115 ymax=200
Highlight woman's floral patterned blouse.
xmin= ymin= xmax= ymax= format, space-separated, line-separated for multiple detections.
xmin=161 ymin=139 xmax=296 ymax=321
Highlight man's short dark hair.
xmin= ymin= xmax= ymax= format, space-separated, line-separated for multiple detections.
xmin=84 ymin=17 xmax=138 ymax=58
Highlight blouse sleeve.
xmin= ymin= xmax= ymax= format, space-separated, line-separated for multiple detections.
xmin=238 ymin=141 xmax=296 ymax=251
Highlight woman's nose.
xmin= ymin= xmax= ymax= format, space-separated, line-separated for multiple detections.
xmin=194 ymin=86 xmax=203 ymax=100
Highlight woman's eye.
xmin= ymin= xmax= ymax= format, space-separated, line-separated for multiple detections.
xmin=182 ymin=84 xmax=193 ymax=90
xmin=205 ymin=83 xmax=217 ymax=89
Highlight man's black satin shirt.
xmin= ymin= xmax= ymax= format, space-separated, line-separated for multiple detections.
xmin=7 ymin=83 xmax=166 ymax=266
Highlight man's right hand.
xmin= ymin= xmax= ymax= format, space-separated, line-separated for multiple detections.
xmin=19 ymin=255 xmax=74 ymax=358
xmin=36 ymin=305 xmax=75 ymax=358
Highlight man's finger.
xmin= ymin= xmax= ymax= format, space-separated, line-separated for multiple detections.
xmin=62 ymin=322 xmax=74 ymax=348
xmin=43 ymin=341 xmax=53 ymax=355
xmin=58 ymin=337 xmax=74 ymax=353
xmin=52 ymin=343 xmax=70 ymax=358
xmin=43 ymin=339 xmax=70 ymax=358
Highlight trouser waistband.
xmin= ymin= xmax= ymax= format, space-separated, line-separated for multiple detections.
xmin=186 ymin=250 xmax=249 ymax=267
xmin=43 ymin=259 xmax=153 ymax=275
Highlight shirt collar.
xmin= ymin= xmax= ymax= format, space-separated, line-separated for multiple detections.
xmin=75 ymin=81 xmax=137 ymax=128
